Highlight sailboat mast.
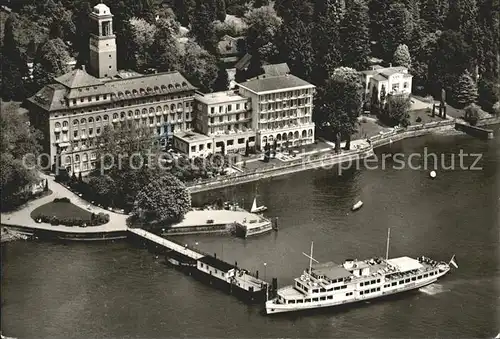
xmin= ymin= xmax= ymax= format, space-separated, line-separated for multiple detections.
xmin=385 ymin=228 xmax=391 ymax=260
xmin=309 ymin=242 xmax=314 ymax=273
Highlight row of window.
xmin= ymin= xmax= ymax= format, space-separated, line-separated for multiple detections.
xmin=208 ymin=123 xmax=250 ymax=135
xmin=259 ymin=89 xmax=313 ymax=102
xmin=259 ymin=99 xmax=311 ymax=112
xmin=360 ymin=287 xmax=381 ymax=295
xmin=258 ymin=118 xmax=312 ymax=131
xmin=388 ymin=271 xmax=436 ymax=288
xmin=282 ymin=291 xmax=352 ymax=305
xmin=56 ymin=113 xmax=191 ymax=131
xmin=209 ymin=103 xmax=246 ymax=114
xmin=262 ymin=130 xmax=314 ymax=143
xmin=360 ymin=278 xmax=381 ymax=287
xmin=260 ymin=108 xmax=311 ymax=120
xmin=209 ymin=114 xmax=250 ymax=124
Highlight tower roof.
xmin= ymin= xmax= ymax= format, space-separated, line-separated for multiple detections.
xmin=93 ymin=3 xmax=111 ymax=15
xmin=54 ymin=69 xmax=103 ymax=89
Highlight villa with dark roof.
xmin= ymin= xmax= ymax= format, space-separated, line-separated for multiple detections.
xmin=27 ymin=3 xmax=196 ymax=174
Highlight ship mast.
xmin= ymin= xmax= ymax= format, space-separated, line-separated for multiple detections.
xmin=302 ymin=241 xmax=318 ymax=273
xmin=385 ymin=228 xmax=391 ymax=260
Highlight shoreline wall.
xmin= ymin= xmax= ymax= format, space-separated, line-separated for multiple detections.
xmin=188 ymin=120 xmax=455 ymax=194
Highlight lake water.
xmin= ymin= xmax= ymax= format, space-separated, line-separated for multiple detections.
xmin=2 ymin=128 xmax=499 ymax=338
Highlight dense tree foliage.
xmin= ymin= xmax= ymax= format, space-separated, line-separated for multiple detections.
xmin=32 ymin=38 xmax=71 ymax=89
xmin=379 ymin=95 xmax=411 ymax=127
xmin=180 ymin=42 xmax=219 ymax=93
xmin=452 ymin=71 xmax=479 ymax=108
xmin=244 ymin=5 xmax=282 ymax=61
xmin=393 ymin=44 xmax=412 ymax=68
xmin=0 ymin=104 xmax=43 ymax=209
xmin=1 ymin=15 xmax=29 ymax=100
xmin=340 ymin=0 xmax=370 ymax=71
xmin=133 ymin=174 xmax=191 ymax=226
xmin=316 ymin=67 xmax=362 ymax=151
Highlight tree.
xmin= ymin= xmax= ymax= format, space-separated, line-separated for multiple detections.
xmin=213 ymin=63 xmax=229 ymax=91
xmin=428 ymin=30 xmax=472 ymax=97
xmin=244 ymin=5 xmax=282 ymax=58
xmin=116 ymin=16 xmax=137 ymax=70
xmin=340 ymin=0 xmax=370 ymax=70
xmin=0 ymin=105 xmax=42 ymax=209
xmin=478 ymin=78 xmax=500 ymax=113
xmin=393 ymin=44 xmax=412 ymax=68
xmin=190 ymin=0 xmax=217 ymax=52
xmin=253 ymin=0 xmax=270 ymax=7
xmin=452 ymin=71 xmax=478 ymax=108
xmin=313 ymin=0 xmax=345 ymax=84
xmin=72 ymin=1 xmax=92 ymax=68
xmin=316 ymin=67 xmax=362 ymax=151
xmin=245 ymin=140 xmax=250 ymax=156
xmin=245 ymin=52 xmax=264 ymax=80
xmin=215 ymin=0 xmax=226 ymax=22
xmin=32 ymin=38 xmax=71 ymax=89
xmin=379 ymin=95 xmax=411 ymax=127
xmin=152 ymin=14 xmax=181 ymax=72
xmin=133 ymin=174 xmax=191 ymax=226
xmin=277 ymin=0 xmax=315 ymax=80
xmin=263 ymin=143 xmax=270 ymax=162
xmin=174 ymin=0 xmax=196 ymax=26
xmin=88 ymin=175 xmax=117 ymax=206
xmin=129 ymin=17 xmax=156 ymax=71
xmin=379 ymin=3 xmax=414 ymax=61
xmin=421 ymin=0 xmax=449 ymax=31
xmin=180 ymin=42 xmax=218 ymax=93
xmin=1 ymin=15 xmax=29 ymax=100
xmin=370 ymin=86 xmax=381 ymax=116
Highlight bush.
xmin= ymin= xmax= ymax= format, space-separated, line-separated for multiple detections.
xmin=53 ymin=197 xmax=71 ymax=203
xmin=32 ymin=211 xmax=110 ymax=227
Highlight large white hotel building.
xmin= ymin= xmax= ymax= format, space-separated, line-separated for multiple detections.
xmin=27 ymin=3 xmax=316 ymax=174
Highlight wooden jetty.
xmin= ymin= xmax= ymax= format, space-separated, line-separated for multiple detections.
xmin=128 ymin=227 xmax=274 ymax=303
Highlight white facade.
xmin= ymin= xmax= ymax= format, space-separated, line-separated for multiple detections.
xmin=237 ymin=75 xmax=316 ymax=150
xmin=361 ymin=66 xmax=413 ymax=101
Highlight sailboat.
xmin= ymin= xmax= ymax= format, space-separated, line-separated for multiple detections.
xmin=250 ymin=196 xmax=267 ymax=213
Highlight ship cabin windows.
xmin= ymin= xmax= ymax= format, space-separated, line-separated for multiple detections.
xmin=320 ymin=296 xmax=326 ymax=301
xmin=405 ymin=278 xmax=410 ymax=283
xmin=384 ymin=284 xmax=390 ymax=288
xmin=320 ymin=288 xmax=326 ymax=293
xmin=411 ymin=277 xmax=416 ymax=281
xmin=424 ymin=273 xmax=429 ymax=278
xmin=417 ymin=275 xmax=422 ymax=279
xmin=346 ymin=292 xmax=353 ymax=296
xmin=399 ymin=280 xmax=404 ymax=285
xmin=327 ymin=295 xmax=333 ymax=300
xmin=430 ymin=271 xmax=435 ymax=276
xmin=305 ymin=298 xmax=311 ymax=303
xmin=312 ymin=289 xmax=319 ymax=293
xmin=297 ymin=299 xmax=303 ymax=303
xmin=289 ymin=300 xmax=296 ymax=304
xmin=391 ymin=282 xmax=397 ymax=286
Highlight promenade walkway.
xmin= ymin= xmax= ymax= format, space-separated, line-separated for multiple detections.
xmin=128 ymin=228 xmax=203 ymax=259
xmin=1 ymin=174 xmax=127 ymax=233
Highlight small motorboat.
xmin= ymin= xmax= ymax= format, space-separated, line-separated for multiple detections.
xmin=250 ymin=197 xmax=267 ymax=213
xmin=352 ymin=200 xmax=363 ymax=211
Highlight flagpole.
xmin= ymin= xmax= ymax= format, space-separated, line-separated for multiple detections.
xmin=385 ymin=228 xmax=391 ymax=261
xmin=309 ymin=242 xmax=313 ymax=273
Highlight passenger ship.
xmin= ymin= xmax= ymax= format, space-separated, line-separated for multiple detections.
xmin=265 ymin=230 xmax=457 ymax=314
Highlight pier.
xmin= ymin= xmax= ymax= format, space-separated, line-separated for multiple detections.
xmin=127 ymin=227 xmax=273 ymax=303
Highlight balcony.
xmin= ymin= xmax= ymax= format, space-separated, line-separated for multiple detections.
xmin=62 ymin=126 xmax=68 ymax=132
xmin=149 ymin=112 xmax=155 ymax=117
xmin=54 ymin=127 xmax=61 ymax=133
xmin=156 ymin=111 xmax=162 ymax=116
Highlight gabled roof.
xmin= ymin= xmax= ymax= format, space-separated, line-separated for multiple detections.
xmin=262 ymin=63 xmax=290 ymax=77
xmin=237 ymin=74 xmax=314 ymax=94
xmin=198 ymin=255 xmax=236 ymax=272
xmin=235 ymin=53 xmax=252 ymax=70
xmin=218 ymin=35 xmax=244 ymax=56
xmin=55 ymin=69 xmax=103 ymax=89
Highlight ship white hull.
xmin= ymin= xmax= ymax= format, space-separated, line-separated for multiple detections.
xmin=266 ymin=269 xmax=448 ymax=315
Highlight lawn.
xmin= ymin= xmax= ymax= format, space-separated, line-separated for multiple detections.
xmin=354 ymin=117 xmax=390 ymax=139
xmin=31 ymin=201 xmax=93 ymax=222
xmin=409 ymin=109 xmax=444 ymax=125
